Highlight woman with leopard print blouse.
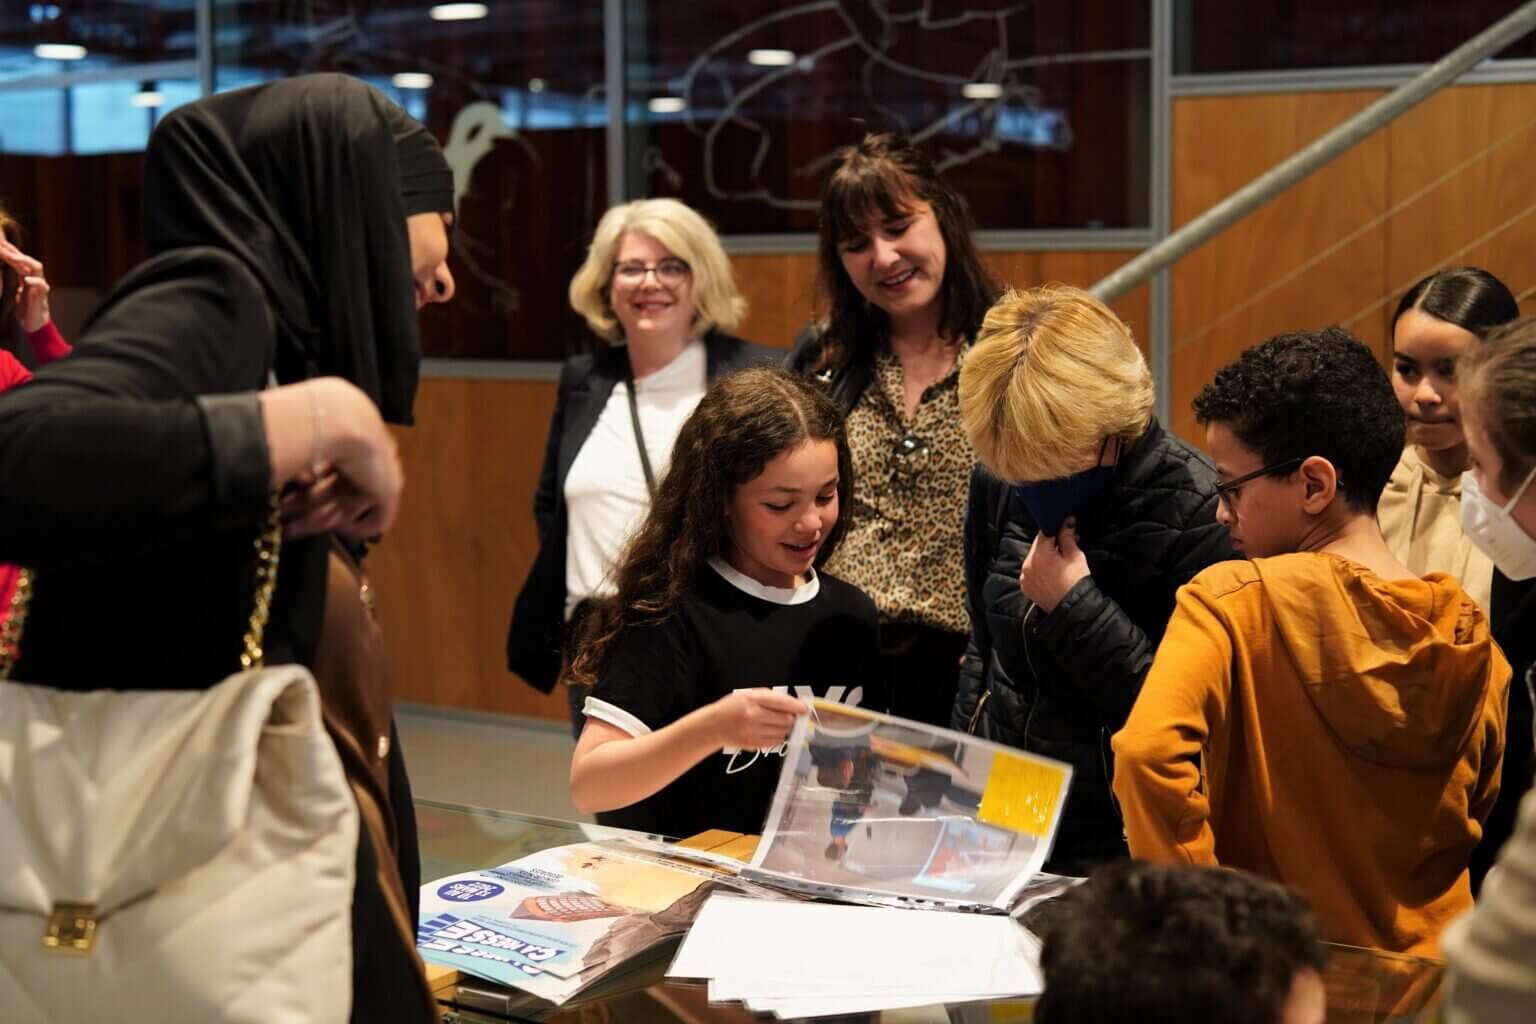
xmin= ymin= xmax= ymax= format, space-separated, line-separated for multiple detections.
xmin=786 ymin=133 xmax=999 ymax=726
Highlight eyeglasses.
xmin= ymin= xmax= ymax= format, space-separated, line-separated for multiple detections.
xmin=612 ymin=258 xmax=690 ymax=285
xmin=1213 ymin=457 xmax=1304 ymax=508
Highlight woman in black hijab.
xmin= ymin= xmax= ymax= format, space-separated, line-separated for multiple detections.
xmin=0 ymin=73 xmax=454 ymax=1022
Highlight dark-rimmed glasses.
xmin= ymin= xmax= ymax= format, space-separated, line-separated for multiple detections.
xmin=1214 ymin=457 xmax=1304 ymax=508
xmin=612 ymin=258 xmax=690 ymax=285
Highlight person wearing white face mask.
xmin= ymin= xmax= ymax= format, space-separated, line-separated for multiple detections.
xmin=1442 ymin=317 xmax=1536 ymax=1023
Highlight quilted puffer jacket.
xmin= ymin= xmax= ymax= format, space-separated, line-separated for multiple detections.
xmin=952 ymin=418 xmax=1233 ymax=873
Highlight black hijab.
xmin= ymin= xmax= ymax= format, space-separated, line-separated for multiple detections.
xmin=141 ymin=73 xmax=453 ymax=425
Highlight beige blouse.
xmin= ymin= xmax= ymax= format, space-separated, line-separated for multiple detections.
xmin=1377 ymin=446 xmax=1493 ymax=613
xmin=823 ymin=346 xmax=973 ymax=634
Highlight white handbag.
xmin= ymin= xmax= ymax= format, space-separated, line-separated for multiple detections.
xmin=0 ymin=505 xmax=360 ymax=1023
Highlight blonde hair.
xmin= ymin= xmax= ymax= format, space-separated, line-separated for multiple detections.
xmin=569 ymin=198 xmax=746 ymax=342
xmin=960 ymin=284 xmax=1154 ymax=483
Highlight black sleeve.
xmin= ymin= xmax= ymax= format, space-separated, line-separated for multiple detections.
xmin=952 ymin=466 xmax=999 ymax=731
xmin=532 ymin=360 xmax=574 ymax=544
xmin=1029 ymin=576 xmax=1153 ymax=730
xmin=784 ymin=324 xmax=824 ymax=375
xmin=1029 ymin=491 xmax=1233 ymax=730
xmin=1160 ymin=492 xmax=1235 ymax=590
xmin=0 ymin=249 xmax=275 ymax=570
xmin=586 ymin=616 xmax=692 ymax=733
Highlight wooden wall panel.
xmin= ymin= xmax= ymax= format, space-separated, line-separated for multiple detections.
xmin=1168 ymin=90 xmax=1390 ymax=443
xmin=370 ymin=378 xmax=569 ymax=720
xmin=1383 ymin=83 xmax=1536 ymax=317
xmin=1167 ymin=82 xmax=1536 ymax=446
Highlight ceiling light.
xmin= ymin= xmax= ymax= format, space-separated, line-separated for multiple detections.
xmin=748 ymin=49 xmax=796 ymax=67
xmin=648 ymin=96 xmax=686 ymax=114
xmin=391 ymin=72 xmax=434 ymax=89
xmin=962 ymin=82 xmax=1003 ymax=100
xmin=429 ymin=3 xmax=488 ymax=21
xmin=130 ymin=90 xmax=164 ymax=108
xmin=34 ymin=43 xmax=86 ymax=60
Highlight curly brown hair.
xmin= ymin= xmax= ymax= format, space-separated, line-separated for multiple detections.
xmin=815 ymin=133 xmax=999 ymax=371
xmin=565 ymin=366 xmax=854 ymax=689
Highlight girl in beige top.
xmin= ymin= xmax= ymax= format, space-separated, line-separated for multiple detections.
xmin=1379 ymin=267 xmax=1519 ymax=613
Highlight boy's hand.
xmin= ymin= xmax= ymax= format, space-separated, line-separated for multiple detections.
xmin=1019 ymin=518 xmax=1090 ymax=613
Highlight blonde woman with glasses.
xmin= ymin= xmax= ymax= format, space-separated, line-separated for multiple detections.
xmin=955 ymin=284 xmax=1231 ymax=875
xmin=507 ymin=198 xmax=774 ymax=731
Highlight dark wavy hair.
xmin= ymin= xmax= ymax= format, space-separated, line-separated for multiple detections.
xmin=0 ymin=202 xmax=22 ymax=327
xmin=1193 ymin=325 xmax=1405 ymax=512
xmin=565 ymin=367 xmax=854 ymax=688
xmin=814 ymin=133 xmax=999 ymax=371
xmin=1035 ymin=861 xmax=1324 ymax=1024
xmin=1392 ymin=266 xmax=1518 ymax=340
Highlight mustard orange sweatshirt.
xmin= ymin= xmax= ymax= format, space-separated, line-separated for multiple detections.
xmin=1112 ymin=553 xmax=1508 ymax=955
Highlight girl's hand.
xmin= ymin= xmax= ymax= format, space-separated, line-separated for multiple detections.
xmin=0 ymin=238 xmax=51 ymax=332
xmin=709 ymin=689 xmax=807 ymax=750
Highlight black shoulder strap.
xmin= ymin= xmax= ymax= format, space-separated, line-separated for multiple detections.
xmin=624 ymin=369 xmax=657 ymax=497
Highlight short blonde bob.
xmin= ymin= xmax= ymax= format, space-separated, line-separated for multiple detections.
xmin=960 ymin=284 xmax=1154 ymax=483
xmin=569 ymin=198 xmax=746 ymax=342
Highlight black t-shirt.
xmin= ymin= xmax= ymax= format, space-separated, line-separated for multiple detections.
xmin=586 ymin=560 xmax=885 ymax=839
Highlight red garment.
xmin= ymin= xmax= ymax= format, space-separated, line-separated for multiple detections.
xmin=1 ymin=320 xmax=72 ymax=626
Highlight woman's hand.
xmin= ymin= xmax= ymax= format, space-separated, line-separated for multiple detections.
xmin=708 ymin=689 xmax=807 ymax=750
xmin=0 ymin=238 xmax=51 ymax=332
xmin=260 ymin=377 xmax=404 ymax=541
xmin=1019 ymin=518 xmax=1090 ymax=613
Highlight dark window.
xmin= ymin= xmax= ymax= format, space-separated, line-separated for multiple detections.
xmin=623 ymin=1 xmax=1151 ymax=232
xmin=1175 ymin=0 xmax=1536 ymax=75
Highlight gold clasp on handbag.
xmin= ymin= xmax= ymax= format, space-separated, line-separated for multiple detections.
xmin=43 ymin=903 xmax=98 ymax=954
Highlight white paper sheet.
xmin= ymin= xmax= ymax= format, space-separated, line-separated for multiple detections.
xmin=671 ymin=893 xmax=1043 ymax=1015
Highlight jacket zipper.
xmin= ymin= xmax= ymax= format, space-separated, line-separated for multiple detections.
xmin=1020 ymin=604 xmax=1041 ymax=749
xmin=965 ymin=690 xmax=990 ymax=735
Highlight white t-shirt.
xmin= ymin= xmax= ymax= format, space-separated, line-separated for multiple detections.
xmin=563 ymin=339 xmax=708 ymax=618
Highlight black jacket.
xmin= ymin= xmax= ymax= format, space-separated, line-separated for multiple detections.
xmin=784 ymin=324 xmax=871 ymax=413
xmin=952 ymin=419 xmax=1233 ymax=871
xmin=506 ymin=331 xmax=777 ymax=692
xmin=1474 ymin=570 xmax=1536 ymax=890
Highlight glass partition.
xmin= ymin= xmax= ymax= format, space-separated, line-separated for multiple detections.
xmin=622 ymin=0 xmax=1152 ymax=233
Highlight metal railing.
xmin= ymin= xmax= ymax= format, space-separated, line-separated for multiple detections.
xmin=1091 ymin=1 xmax=1536 ymax=304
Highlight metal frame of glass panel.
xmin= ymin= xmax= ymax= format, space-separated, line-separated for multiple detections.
xmin=2 ymin=2 xmax=1535 ymax=388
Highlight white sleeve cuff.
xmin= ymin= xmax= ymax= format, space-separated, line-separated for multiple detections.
xmin=582 ymin=697 xmax=653 ymax=738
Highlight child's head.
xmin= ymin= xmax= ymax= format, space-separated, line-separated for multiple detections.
xmin=960 ymin=283 xmax=1154 ymax=483
xmin=1193 ymin=326 xmax=1404 ymax=558
xmin=1457 ymin=318 xmax=1536 ymax=577
xmin=1390 ymin=267 xmax=1517 ymax=459
xmin=567 ymin=366 xmax=851 ymax=686
xmin=1036 ymin=861 xmax=1325 ymax=1024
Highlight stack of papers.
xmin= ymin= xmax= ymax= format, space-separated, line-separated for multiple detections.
xmin=669 ymin=894 xmax=1044 ymax=1018
xmin=417 ymin=840 xmax=769 ymax=1005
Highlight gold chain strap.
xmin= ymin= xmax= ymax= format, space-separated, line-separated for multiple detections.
xmin=0 ymin=493 xmax=283 ymax=681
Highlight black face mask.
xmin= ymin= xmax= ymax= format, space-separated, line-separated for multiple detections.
xmin=1013 ymin=439 xmax=1118 ymax=535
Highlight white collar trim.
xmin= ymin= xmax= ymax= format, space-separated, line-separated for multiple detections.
xmin=708 ymin=555 xmax=820 ymax=606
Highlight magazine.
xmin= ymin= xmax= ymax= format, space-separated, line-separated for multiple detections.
xmin=417 ymin=838 xmax=775 ymax=1005
xmin=743 ymin=699 xmax=1074 ymax=912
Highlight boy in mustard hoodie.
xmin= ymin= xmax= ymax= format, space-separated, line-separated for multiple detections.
xmin=1112 ymin=326 xmax=1508 ymax=956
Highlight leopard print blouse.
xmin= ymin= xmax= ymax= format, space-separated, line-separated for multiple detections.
xmin=824 ymin=346 xmax=974 ymax=635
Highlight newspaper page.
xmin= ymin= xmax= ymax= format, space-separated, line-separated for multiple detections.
xmin=417 ymin=839 xmax=755 ymax=1004
xmin=746 ymin=699 xmax=1074 ymax=912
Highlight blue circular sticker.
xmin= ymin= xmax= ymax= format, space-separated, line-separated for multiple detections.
xmin=436 ymin=879 xmax=506 ymax=903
